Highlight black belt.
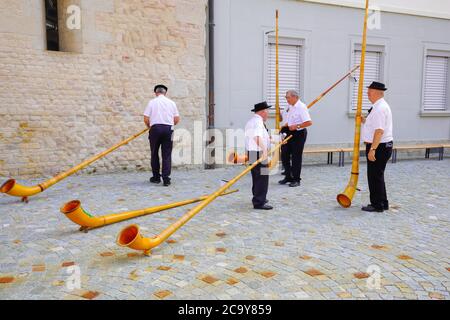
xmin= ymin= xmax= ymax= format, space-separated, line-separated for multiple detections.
xmin=367 ymin=141 xmax=394 ymax=148
xmin=280 ymin=126 xmax=290 ymax=134
xmin=288 ymin=128 xmax=307 ymax=135
xmin=151 ymin=124 xmax=172 ymax=128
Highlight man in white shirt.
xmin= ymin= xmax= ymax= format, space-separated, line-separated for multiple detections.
xmin=143 ymin=84 xmax=180 ymax=186
xmin=279 ymin=90 xmax=312 ymax=188
xmin=245 ymin=101 xmax=273 ymax=210
xmin=360 ymin=81 xmax=393 ymax=212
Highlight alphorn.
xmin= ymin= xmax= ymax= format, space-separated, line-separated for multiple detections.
xmin=1 ymin=128 xmax=149 ymax=203
xmin=60 ymin=189 xmax=238 ymax=232
xmin=117 ymin=136 xmax=292 ymax=256
xmin=275 ymin=9 xmax=281 ymax=131
xmin=227 ymin=65 xmax=360 ymax=165
xmin=269 ymin=9 xmax=281 ymax=170
xmin=337 ymin=0 xmax=370 ymax=208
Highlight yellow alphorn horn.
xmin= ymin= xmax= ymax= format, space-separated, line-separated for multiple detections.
xmin=60 ymin=189 xmax=238 ymax=232
xmin=337 ymin=0 xmax=370 ymax=208
xmin=228 ymin=65 xmax=360 ymax=167
xmin=1 ymin=128 xmax=149 ymax=202
xmin=269 ymin=9 xmax=282 ymax=170
xmin=275 ymin=9 xmax=281 ymax=132
xmin=117 ymin=136 xmax=292 ymax=256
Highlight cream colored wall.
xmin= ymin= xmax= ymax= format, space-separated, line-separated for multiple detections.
xmin=0 ymin=0 xmax=208 ymax=178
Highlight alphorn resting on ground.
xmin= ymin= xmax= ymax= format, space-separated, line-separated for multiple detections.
xmin=60 ymin=189 xmax=238 ymax=232
xmin=0 ymin=128 xmax=149 ymax=203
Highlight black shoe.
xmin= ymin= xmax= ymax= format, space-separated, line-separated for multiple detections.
xmin=362 ymin=205 xmax=383 ymax=212
xmin=383 ymin=203 xmax=389 ymax=210
xmin=150 ymin=177 xmax=161 ymax=184
xmin=278 ymin=178 xmax=293 ymax=185
xmin=289 ymin=181 xmax=301 ymax=188
xmin=254 ymin=204 xmax=273 ymax=210
xmin=163 ymin=178 xmax=171 ymax=187
xmin=264 ymin=199 xmax=269 ymax=204
xmin=281 ymin=171 xmax=286 ymax=176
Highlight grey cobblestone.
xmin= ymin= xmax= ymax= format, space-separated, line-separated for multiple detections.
xmin=0 ymin=159 xmax=449 ymax=299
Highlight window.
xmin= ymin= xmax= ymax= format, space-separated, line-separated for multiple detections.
xmin=44 ymin=0 xmax=83 ymax=53
xmin=266 ymin=37 xmax=303 ymax=111
xmin=423 ymin=54 xmax=449 ymax=111
xmin=45 ymin=0 xmax=59 ymax=51
xmin=351 ymin=47 xmax=383 ymax=111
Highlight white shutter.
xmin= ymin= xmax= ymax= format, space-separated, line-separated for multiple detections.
xmin=267 ymin=43 xmax=302 ymax=111
xmin=352 ymin=50 xmax=382 ymax=110
xmin=423 ymin=55 xmax=449 ymax=111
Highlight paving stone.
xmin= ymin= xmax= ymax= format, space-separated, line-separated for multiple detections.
xmin=259 ymin=271 xmax=276 ymax=279
xmin=81 ymin=291 xmax=100 ymax=300
xmin=304 ymin=269 xmax=325 ymax=277
xmin=234 ymin=267 xmax=248 ymax=274
xmin=200 ymin=275 xmax=219 ymax=285
xmin=61 ymin=262 xmax=75 ymax=268
xmin=428 ymin=292 xmax=445 ymax=300
xmin=0 ymin=277 xmax=15 ymax=284
xmin=353 ymin=272 xmax=370 ymax=279
xmin=32 ymin=265 xmax=45 ymax=272
xmin=157 ymin=266 xmax=172 ymax=271
xmin=0 ymin=160 xmax=449 ymax=300
xmin=227 ymin=278 xmax=239 ymax=286
xmin=153 ymin=290 xmax=172 ymax=299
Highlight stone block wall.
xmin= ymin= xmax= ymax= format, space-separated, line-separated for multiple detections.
xmin=0 ymin=0 xmax=208 ymax=178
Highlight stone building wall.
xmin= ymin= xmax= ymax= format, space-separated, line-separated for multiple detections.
xmin=0 ymin=0 xmax=208 ymax=178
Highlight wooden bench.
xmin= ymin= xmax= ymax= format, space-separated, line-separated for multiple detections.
xmin=392 ymin=144 xmax=444 ymax=162
xmin=304 ymin=147 xmax=340 ymax=165
xmin=337 ymin=144 xmax=446 ymax=166
xmin=302 ymin=143 xmax=448 ymax=167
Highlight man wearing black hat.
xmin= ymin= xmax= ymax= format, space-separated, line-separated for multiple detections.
xmin=143 ymin=84 xmax=180 ymax=186
xmin=361 ymin=81 xmax=393 ymax=212
xmin=245 ymin=101 xmax=273 ymax=210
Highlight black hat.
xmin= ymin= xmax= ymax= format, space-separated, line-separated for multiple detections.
xmin=367 ymin=81 xmax=387 ymax=91
xmin=154 ymin=84 xmax=168 ymax=93
xmin=251 ymin=101 xmax=272 ymax=112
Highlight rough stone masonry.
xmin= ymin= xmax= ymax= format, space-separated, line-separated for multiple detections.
xmin=0 ymin=0 xmax=208 ymax=178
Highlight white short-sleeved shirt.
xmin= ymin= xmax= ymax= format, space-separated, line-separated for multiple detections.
xmin=286 ymin=100 xmax=311 ymax=131
xmin=362 ymin=98 xmax=393 ymax=143
xmin=245 ymin=114 xmax=270 ymax=152
xmin=143 ymin=95 xmax=179 ymax=126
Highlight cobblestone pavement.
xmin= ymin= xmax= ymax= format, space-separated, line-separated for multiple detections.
xmin=0 ymin=159 xmax=449 ymax=300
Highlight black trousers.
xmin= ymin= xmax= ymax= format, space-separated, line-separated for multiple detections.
xmin=248 ymin=151 xmax=269 ymax=207
xmin=149 ymin=124 xmax=173 ymax=179
xmin=284 ymin=129 xmax=307 ymax=182
xmin=366 ymin=142 xmax=393 ymax=210
xmin=280 ymin=126 xmax=290 ymax=172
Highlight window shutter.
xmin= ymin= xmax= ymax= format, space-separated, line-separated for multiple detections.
xmin=352 ymin=50 xmax=381 ymax=110
xmin=424 ymin=55 xmax=449 ymax=111
xmin=267 ymin=43 xmax=302 ymax=111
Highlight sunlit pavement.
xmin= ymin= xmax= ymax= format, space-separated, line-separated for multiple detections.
xmin=0 ymin=159 xmax=449 ymax=299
